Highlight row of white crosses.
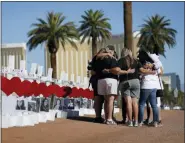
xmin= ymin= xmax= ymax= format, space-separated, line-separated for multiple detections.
xmin=59 ymin=71 xmax=89 ymax=85
xmin=29 ymin=63 xmax=89 ymax=88
xmin=1 ymin=55 xmax=90 ymax=89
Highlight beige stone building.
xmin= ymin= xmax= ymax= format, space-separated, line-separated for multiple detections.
xmin=1 ymin=43 xmax=27 ymax=69
xmin=45 ymin=35 xmax=139 ymax=82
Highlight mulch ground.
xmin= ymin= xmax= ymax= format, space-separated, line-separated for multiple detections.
xmin=2 ymin=110 xmax=184 ymax=143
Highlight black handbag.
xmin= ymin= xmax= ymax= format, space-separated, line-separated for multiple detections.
xmin=156 ymin=89 xmax=163 ymax=97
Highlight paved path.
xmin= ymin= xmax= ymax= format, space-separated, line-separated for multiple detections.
xmin=2 ymin=110 xmax=184 ymax=143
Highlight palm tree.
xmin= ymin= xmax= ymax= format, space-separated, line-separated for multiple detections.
xmin=137 ymin=14 xmax=177 ymax=57
xmin=124 ymin=2 xmax=133 ymax=51
xmin=79 ymin=9 xmax=112 ymax=56
xmin=176 ymin=90 xmax=184 ymax=108
xmin=27 ymin=12 xmax=79 ymax=79
xmin=163 ymin=83 xmax=173 ymax=105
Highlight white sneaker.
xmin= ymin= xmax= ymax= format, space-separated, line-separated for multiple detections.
xmin=106 ymin=120 xmax=117 ymax=125
xmin=134 ymin=121 xmax=138 ymax=127
xmin=127 ymin=121 xmax=133 ymax=127
xmin=139 ymin=122 xmax=143 ymax=127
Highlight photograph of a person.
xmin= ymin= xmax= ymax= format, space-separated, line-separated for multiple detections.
xmin=31 ymin=97 xmax=41 ymax=112
xmin=63 ymin=98 xmax=69 ymax=110
xmin=28 ymin=101 xmax=37 ymax=112
xmin=68 ymin=99 xmax=74 ymax=110
xmin=16 ymin=100 xmax=26 ymax=110
xmin=81 ymin=98 xmax=88 ymax=108
xmin=53 ymin=98 xmax=62 ymax=110
xmin=74 ymin=98 xmax=81 ymax=109
xmin=87 ymin=99 xmax=93 ymax=109
xmin=40 ymin=98 xmax=50 ymax=112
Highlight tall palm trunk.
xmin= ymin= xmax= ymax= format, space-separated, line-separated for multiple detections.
xmin=92 ymin=37 xmax=97 ymax=57
xmin=50 ymin=53 xmax=57 ymax=79
xmin=124 ymin=2 xmax=133 ymax=51
xmin=50 ymin=52 xmax=57 ymax=108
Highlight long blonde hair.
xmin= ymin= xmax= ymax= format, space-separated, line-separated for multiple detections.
xmin=121 ymin=48 xmax=134 ymax=68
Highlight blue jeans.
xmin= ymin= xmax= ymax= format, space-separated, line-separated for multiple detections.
xmin=139 ymin=89 xmax=159 ymax=123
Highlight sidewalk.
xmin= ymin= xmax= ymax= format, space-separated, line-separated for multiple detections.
xmin=2 ymin=110 xmax=184 ymax=143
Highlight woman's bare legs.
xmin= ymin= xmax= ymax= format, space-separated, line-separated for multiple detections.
xmin=124 ymin=96 xmax=132 ymax=122
xmin=104 ymin=95 xmax=116 ymax=125
xmin=107 ymin=95 xmax=115 ymax=120
xmin=132 ymin=98 xmax=138 ymax=124
xmin=124 ymin=96 xmax=138 ymax=127
xmin=103 ymin=97 xmax=108 ymax=121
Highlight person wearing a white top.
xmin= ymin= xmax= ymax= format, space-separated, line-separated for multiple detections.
xmin=138 ymin=61 xmax=160 ymax=127
xmin=144 ymin=53 xmax=164 ymax=125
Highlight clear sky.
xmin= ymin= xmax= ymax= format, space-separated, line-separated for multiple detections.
xmin=2 ymin=2 xmax=184 ymax=85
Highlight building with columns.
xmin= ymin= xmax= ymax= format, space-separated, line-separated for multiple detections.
xmin=45 ymin=35 xmax=139 ymax=82
xmin=1 ymin=43 xmax=27 ymax=69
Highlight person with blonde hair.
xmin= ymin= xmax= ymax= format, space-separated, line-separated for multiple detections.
xmin=88 ymin=48 xmax=107 ymax=123
xmin=88 ymin=47 xmax=117 ymax=123
xmin=116 ymin=48 xmax=142 ymax=127
xmin=115 ymin=48 xmax=157 ymax=127
xmin=93 ymin=45 xmax=120 ymax=125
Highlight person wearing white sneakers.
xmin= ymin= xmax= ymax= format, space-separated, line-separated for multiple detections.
xmin=143 ymin=52 xmax=164 ymax=127
xmin=117 ymin=48 xmax=142 ymax=127
xmin=94 ymin=46 xmax=120 ymax=125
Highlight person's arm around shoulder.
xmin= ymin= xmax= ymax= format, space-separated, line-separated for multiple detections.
xmin=118 ymin=69 xmax=135 ymax=75
xmin=104 ymin=67 xmax=130 ymax=75
xmin=139 ymin=67 xmax=156 ymax=75
xmin=96 ymin=52 xmax=114 ymax=60
xmin=105 ymin=58 xmax=121 ymax=75
xmin=138 ymin=60 xmax=156 ymax=75
xmin=117 ymin=59 xmax=136 ymax=75
xmin=108 ymin=67 xmax=121 ymax=75
xmin=114 ymin=58 xmax=126 ymax=75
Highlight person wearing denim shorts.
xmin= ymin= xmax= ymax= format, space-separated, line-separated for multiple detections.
xmin=117 ymin=48 xmax=142 ymax=127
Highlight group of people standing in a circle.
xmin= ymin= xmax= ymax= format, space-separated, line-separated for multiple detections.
xmin=88 ymin=45 xmax=164 ymax=127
